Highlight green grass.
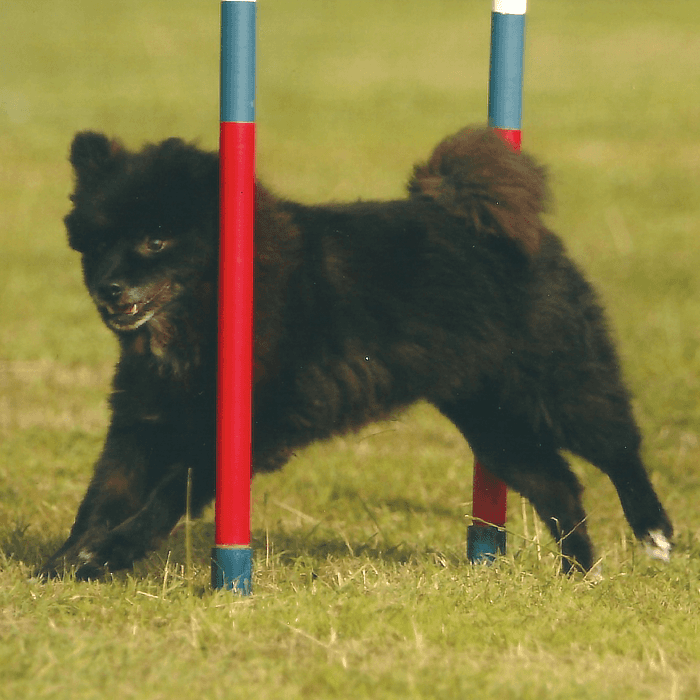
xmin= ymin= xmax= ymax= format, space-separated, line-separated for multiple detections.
xmin=2 ymin=0 xmax=700 ymax=697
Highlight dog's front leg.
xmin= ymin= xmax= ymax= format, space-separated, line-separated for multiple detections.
xmin=62 ymin=464 xmax=192 ymax=580
xmin=39 ymin=422 xmax=188 ymax=579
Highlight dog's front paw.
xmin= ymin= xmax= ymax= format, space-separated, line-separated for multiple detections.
xmin=55 ymin=548 xmax=107 ymax=581
xmin=38 ymin=530 xmax=145 ymax=581
xmin=37 ymin=546 xmax=110 ymax=581
xmin=75 ymin=530 xmax=148 ymax=579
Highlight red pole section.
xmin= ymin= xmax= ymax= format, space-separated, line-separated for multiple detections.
xmin=217 ymin=123 xmax=255 ymax=546
xmin=212 ymin=0 xmax=256 ymax=593
xmin=468 ymin=0 xmax=526 ymax=563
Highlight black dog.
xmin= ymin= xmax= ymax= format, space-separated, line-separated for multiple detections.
xmin=40 ymin=126 xmax=673 ymax=579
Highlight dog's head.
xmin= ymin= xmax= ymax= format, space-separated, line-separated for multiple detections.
xmin=64 ymin=132 xmax=219 ymax=334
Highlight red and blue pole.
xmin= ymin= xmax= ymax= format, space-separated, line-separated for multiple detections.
xmin=212 ymin=0 xmax=256 ymax=593
xmin=467 ymin=0 xmax=526 ymax=563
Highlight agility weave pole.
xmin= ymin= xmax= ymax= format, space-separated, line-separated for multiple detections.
xmin=211 ymin=0 xmax=519 ymax=583
xmin=467 ymin=0 xmax=526 ymax=563
xmin=212 ymin=0 xmax=256 ymax=593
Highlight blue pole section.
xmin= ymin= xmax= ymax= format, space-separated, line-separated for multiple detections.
xmin=212 ymin=0 xmax=256 ymax=594
xmin=487 ymin=0 xmax=526 ymax=148
xmin=220 ymin=0 xmax=256 ymax=124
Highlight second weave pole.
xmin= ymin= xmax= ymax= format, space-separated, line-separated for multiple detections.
xmin=467 ymin=0 xmax=526 ymax=564
xmin=212 ymin=0 xmax=256 ymax=594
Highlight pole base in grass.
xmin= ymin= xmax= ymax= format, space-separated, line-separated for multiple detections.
xmin=211 ymin=546 xmax=253 ymax=594
xmin=467 ymin=524 xmax=506 ymax=564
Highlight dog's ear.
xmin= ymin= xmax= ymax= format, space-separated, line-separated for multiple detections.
xmin=69 ymin=131 xmax=122 ymax=181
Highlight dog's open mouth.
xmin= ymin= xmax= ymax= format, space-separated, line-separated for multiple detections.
xmin=106 ymin=302 xmax=157 ymax=331
xmin=99 ymin=284 xmax=171 ymax=332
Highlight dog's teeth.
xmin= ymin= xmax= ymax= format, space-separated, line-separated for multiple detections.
xmin=126 ymin=304 xmax=138 ymax=316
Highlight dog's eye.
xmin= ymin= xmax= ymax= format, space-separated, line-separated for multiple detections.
xmin=137 ymin=237 xmax=170 ymax=256
xmin=147 ymin=238 xmax=165 ymax=253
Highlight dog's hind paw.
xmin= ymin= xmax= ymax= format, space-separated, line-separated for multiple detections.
xmin=643 ymin=529 xmax=672 ymax=563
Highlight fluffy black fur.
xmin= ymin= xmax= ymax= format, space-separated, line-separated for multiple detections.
xmin=40 ymin=126 xmax=672 ymax=579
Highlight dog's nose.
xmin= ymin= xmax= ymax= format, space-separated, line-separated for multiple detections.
xmin=99 ymin=282 xmax=123 ymax=302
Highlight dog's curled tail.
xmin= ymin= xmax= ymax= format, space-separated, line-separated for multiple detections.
xmin=408 ymin=127 xmax=550 ymax=254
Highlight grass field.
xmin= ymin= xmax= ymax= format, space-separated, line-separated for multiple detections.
xmin=2 ymin=1 xmax=700 ymax=697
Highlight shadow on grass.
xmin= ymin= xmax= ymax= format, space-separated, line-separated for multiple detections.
xmin=159 ymin=487 xmax=467 ymax=576
xmin=251 ymin=528 xmax=463 ymax=569
xmin=3 ymin=490 xmax=466 ymax=580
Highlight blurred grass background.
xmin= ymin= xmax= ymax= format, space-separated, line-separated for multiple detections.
xmin=1 ymin=1 xmax=700 ymax=698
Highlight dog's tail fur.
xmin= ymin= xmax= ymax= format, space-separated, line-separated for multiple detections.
xmin=408 ymin=127 xmax=549 ymax=254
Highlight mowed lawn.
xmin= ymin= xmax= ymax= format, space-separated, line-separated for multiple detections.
xmin=1 ymin=1 xmax=700 ymax=698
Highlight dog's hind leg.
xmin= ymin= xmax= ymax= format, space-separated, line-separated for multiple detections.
xmin=559 ymin=404 xmax=673 ymax=563
xmin=439 ymin=398 xmax=596 ymax=573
